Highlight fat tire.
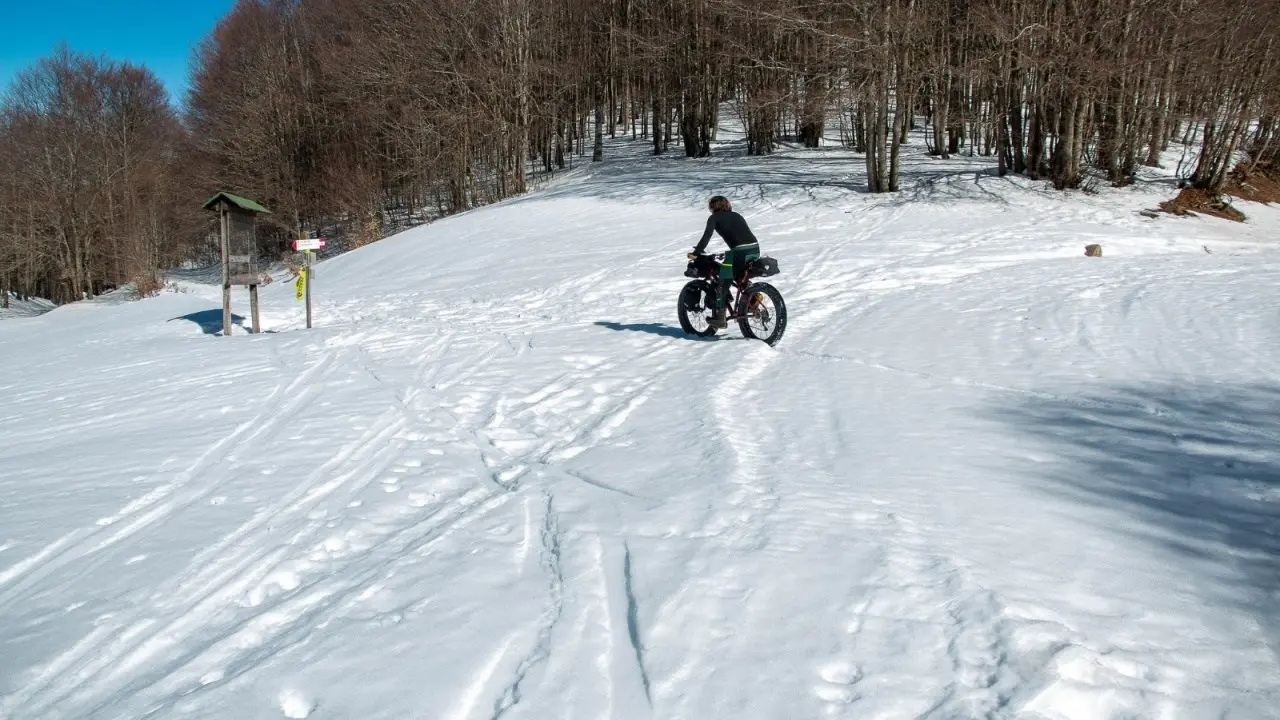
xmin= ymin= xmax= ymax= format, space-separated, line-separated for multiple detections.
xmin=737 ymin=282 xmax=787 ymax=346
xmin=677 ymin=280 xmax=718 ymax=337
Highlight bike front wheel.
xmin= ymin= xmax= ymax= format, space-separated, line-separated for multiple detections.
xmin=736 ymin=282 xmax=787 ymax=346
xmin=677 ymin=280 xmax=718 ymax=337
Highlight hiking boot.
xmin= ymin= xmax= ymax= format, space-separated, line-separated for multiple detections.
xmin=710 ymin=308 xmax=728 ymax=329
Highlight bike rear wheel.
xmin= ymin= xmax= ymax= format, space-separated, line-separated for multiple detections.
xmin=677 ymin=280 xmax=718 ymax=337
xmin=736 ymin=282 xmax=787 ymax=346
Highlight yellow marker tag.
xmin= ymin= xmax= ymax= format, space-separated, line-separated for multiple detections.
xmin=295 ymin=269 xmax=307 ymax=301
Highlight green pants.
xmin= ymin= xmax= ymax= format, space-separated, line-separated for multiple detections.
xmin=715 ymin=243 xmax=760 ymax=309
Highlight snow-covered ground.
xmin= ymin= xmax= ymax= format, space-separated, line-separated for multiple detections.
xmin=2 ymin=124 xmax=1279 ymax=720
xmin=0 ymin=294 xmax=55 ymax=320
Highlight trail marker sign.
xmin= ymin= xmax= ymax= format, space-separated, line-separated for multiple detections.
xmin=293 ymin=236 xmax=324 ymax=329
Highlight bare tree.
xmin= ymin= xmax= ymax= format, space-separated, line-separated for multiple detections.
xmin=0 ymin=46 xmax=188 ymax=303
xmin=6 ymin=0 xmax=1280 ymax=308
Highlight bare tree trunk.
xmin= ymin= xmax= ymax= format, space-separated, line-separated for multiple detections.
xmin=1052 ymin=92 xmax=1081 ymax=190
xmin=652 ymin=93 xmax=664 ymax=155
xmin=932 ymin=83 xmax=950 ymax=158
xmin=800 ymin=71 xmax=826 ymax=148
xmin=593 ymin=80 xmax=605 ymax=162
xmin=890 ymin=96 xmax=907 ymax=192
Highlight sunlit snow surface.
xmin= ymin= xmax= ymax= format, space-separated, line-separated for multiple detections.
xmin=2 ymin=124 xmax=1278 ymax=719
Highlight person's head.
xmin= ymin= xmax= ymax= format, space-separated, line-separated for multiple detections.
xmin=708 ymin=195 xmax=731 ymax=213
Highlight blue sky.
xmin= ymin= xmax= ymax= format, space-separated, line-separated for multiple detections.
xmin=0 ymin=0 xmax=235 ymax=106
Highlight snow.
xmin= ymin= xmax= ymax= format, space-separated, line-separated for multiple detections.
xmin=2 ymin=123 xmax=1279 ymax=719
xmin=0 ymin=294 xmax=55 ymax=319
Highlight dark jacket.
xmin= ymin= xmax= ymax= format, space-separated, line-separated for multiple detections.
xmin=694 ymin=210 xmax=758 ymax=254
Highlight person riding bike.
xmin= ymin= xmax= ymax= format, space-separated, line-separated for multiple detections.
xmin=689 ymin=195 xmax=761 ymax=328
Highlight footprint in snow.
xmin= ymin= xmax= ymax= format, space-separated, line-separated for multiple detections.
xmin=815 ymin=659 xmax=862 ymax=704
xmin=240 ymin=569 xmax=303 ymax=608
xmin=278 ymin=688 xmax=315 ymax=718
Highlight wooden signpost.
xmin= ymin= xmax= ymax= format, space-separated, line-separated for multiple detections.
xmin=291 ymin=236 xmax=325 ymax=329
xmin=203 ymin=192 xmax=271 ymax=336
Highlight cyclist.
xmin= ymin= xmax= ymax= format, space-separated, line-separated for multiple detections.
xmin=689 ymin=195 xmax=760 ymax=328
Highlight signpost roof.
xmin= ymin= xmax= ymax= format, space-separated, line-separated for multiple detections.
xmin=202 ymin=192 xmax=272 ymax=215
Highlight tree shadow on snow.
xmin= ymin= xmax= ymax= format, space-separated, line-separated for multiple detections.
xmin=870 ymin=167 xmax=1016 ymax=209
xmin=595 ymin=321 xmax=726 ymax=341
xmin=985 ymin=382 xmax=1280 ymax=661
xmin=509 ymin=147 xmax=928 ymax=211
xmin=170 ymin=309 xmax=245 ymax=335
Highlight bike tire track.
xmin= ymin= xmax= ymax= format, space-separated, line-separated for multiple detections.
xmin=0 ymin=350 xmax=339 ymax=615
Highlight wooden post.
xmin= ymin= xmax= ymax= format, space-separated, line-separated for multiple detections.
xmin=250 ymin=284 xmax=261 ymax=333
xmin=220 ymin=203 xmax=232 ymax=337
xmin=223 ymin=284 xmax=232 ymax=336
xmin=304 ymin=249 xmax=313 ymax=329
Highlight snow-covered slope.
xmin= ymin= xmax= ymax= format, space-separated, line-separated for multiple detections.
xmin=0 ymin=294 xmax=55 ymax=319
xmin=2 ymin=128 xmax=1279 ymax=720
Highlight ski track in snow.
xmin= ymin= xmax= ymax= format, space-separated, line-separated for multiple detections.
xmin=0 ymin=350 xmax=339 ymax=612
xmin=3 ymin=123 xmax=1280 ymax=719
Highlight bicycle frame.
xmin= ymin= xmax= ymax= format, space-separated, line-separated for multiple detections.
xmin=688 ymin=254 xmax=755 ymax=319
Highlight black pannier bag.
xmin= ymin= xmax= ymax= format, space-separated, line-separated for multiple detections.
xmin=686 ymin=253 xmax=721 ymax=277
xmin=748 ymin=256 xmax=779 ymax=277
